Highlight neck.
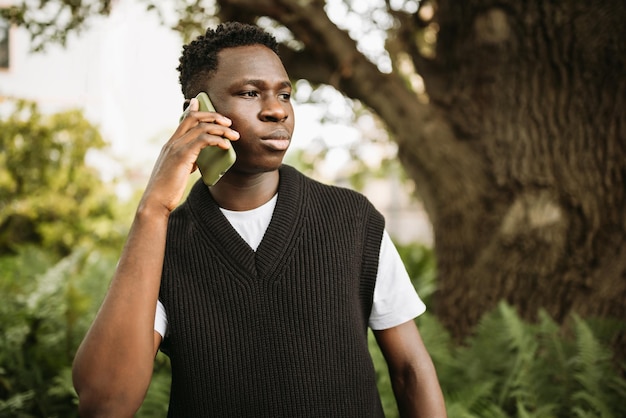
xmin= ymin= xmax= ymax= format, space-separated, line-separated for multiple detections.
xmin=208 ymin=169 xmax=279 ymax=211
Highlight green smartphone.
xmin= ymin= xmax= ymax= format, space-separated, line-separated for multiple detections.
xmin=185 ymin=92 xmax=237 ymax=186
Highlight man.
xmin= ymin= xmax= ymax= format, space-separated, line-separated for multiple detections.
xmin=72 ymin=22 xmax=446 ymax=417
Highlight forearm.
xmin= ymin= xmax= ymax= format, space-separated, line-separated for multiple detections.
xmin=72 ymin=204 xmax=169 ymax=416
xmin=375 ymin=321 xmax=447 ymax=418
xmin=391 ymin=358 xmax=447 ymax=418
xmin=72 ymin=99 xmax=239 ymax=415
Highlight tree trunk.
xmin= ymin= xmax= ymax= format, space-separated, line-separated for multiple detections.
xmin=216 ymin=0 xmax=626 ymax=343
xmin=424 ymin=0 xmax=626 ymax=340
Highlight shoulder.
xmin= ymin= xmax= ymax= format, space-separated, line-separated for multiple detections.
xmin=280 ymin=165 xmax=384 ymax=232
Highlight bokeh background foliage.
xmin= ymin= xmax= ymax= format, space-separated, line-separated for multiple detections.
xmin=1 ymin=100 xmax=624 ymax=417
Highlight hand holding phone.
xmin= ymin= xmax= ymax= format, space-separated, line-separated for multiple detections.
xmin=183 ymin=92 xmax=237 ymax=186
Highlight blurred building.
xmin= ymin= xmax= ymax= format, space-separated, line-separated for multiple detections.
xmin=0 ymin=0 xmax=183 ymax=172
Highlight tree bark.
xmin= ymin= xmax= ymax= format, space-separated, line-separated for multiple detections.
xmin=427 ymin=0 xmax=626 ymax=339
xmin=215 ymin=0 xmax=626 ymax=344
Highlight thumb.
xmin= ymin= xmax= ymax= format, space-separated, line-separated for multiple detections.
xmin=179 ymin=98 xmax=199 ymax=123
xmin=186 ymin=97 xmax=199 ymax=111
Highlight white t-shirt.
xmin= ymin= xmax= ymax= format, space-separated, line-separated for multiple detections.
xmin=154 ymin=194 xmax=425 ymax=337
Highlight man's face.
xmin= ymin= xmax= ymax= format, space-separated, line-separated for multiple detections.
xmin=207 ymin=45 xmax=295 ymax=175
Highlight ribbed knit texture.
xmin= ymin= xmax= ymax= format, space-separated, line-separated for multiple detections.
xmin=160 ymin=165 xmax=386 ymax=417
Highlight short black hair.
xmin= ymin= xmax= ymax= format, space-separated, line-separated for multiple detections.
xmin=177 ymin=22 xmax=280 ymax=98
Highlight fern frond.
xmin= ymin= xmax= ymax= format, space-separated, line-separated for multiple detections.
xmin=516 ymin=401 xmax=559 ymax=418
xmin=569 ymin=316 xmax=610 ymax=415
xmin=414 ymin=312 xmax=454 ymax=369
xmin=572 ymin=391 xmax=614 ymax=418
xmin=445 ymin=380 xmax=496 ymax=417
xmin=437 ymin=302 xmax=626 ymax=418
xmin=495 ymin=303 xmax=539 ymax=409
xmin=445 ymin=402 xmax=479 ymax=418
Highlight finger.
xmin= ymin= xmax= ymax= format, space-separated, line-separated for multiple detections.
xmin=193 ymin=126 xmax=240 ymax=147
xmin=208 ymin=136 xmax=236 ymax=150
xmin=210 ymin=126 xmax=240 ymax=142
xmin=196 ymin=113 xmax=233 ymax=128
xmin=182 ymin=106 xmax=233 ymax=129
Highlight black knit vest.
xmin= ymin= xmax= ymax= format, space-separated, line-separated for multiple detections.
xmin=160 ymin=165 xmax=386 ymax=417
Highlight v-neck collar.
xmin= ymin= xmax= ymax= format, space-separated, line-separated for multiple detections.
xmin=184 ymin=165 xmax=307 ymax=280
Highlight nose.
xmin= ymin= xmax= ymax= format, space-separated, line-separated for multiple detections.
xmin=259 ymin=97 xmax=288 ymax=122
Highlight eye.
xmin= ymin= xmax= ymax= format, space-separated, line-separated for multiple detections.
xmin=240 ymin=91 xmax=259 ymax=98
xmin=279 ymin=92 xmax=291 ymax=101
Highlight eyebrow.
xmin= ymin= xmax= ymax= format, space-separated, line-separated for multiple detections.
xmin=240 ymin=79 xmax=292 ymax=89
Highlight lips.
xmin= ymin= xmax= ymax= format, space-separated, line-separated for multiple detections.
xmin=261 ymin=130 xmax=291 ymax=151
